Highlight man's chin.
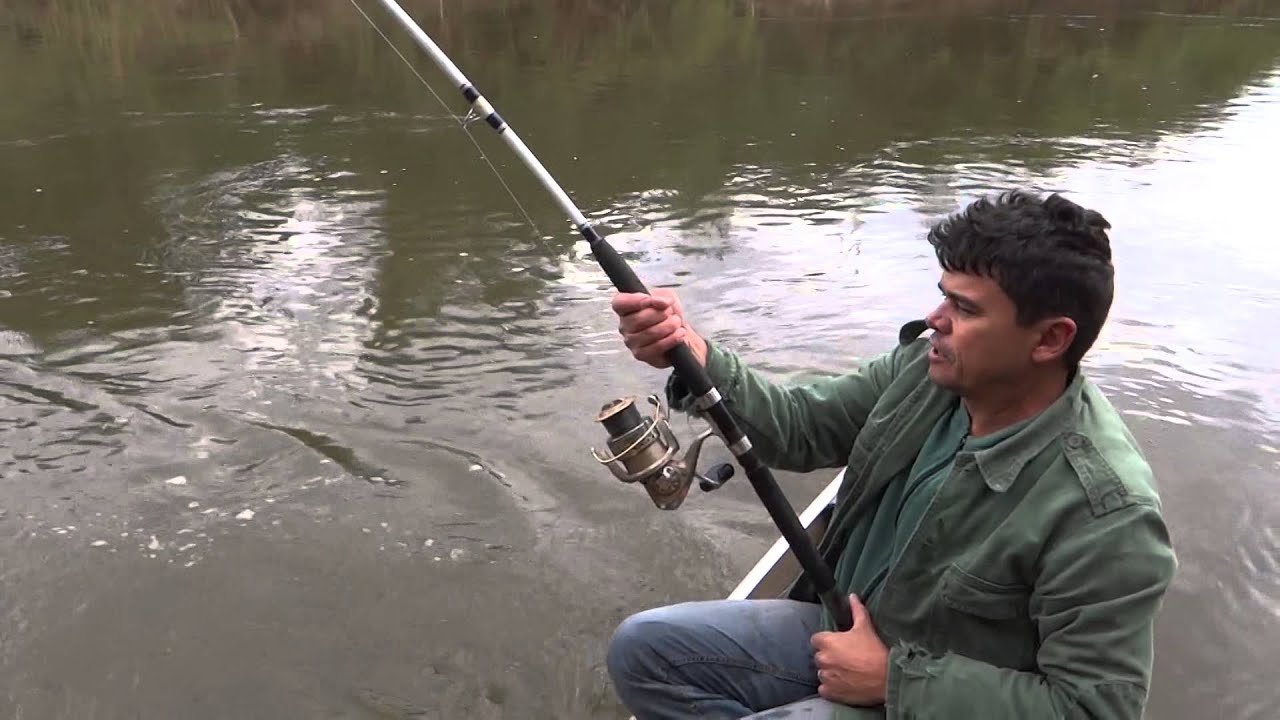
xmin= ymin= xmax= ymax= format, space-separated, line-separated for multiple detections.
xmin=927 ymin=365 xmax=960 ymax=390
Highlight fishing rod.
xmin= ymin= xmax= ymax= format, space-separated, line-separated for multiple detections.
xmin=366 ymin=0 xmax=853 ymax=632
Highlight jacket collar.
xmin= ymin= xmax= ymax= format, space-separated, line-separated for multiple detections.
xmin=897 ymin=319 xmax=1083 ymax=493
xmin=969 ymin=375 xmax=1082 ymax=492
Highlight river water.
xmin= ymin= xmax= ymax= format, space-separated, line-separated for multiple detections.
xmin=1 ymin=1 xmax=1278 ymax=718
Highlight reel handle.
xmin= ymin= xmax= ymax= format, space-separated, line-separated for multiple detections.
xmin=698 ymin=463 xmax=734 ymax=492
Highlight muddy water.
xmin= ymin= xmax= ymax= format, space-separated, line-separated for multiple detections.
xmin=1 ymin=1 xmax=1278 ymax=718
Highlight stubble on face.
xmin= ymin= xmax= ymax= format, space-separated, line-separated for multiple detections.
xmin=925 ymin=271 xmax=1031 ymax=395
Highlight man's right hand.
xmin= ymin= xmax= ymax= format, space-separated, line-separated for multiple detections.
xmin=611 ymin=289 xmax=708 ymax=369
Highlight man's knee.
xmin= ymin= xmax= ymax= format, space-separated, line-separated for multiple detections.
xmin=606 ymin=605 xmax=679 ymax=683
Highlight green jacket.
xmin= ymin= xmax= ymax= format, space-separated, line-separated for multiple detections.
xmin=667 ymin=320 xmax=1177 ymax=719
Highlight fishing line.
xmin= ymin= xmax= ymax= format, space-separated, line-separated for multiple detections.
xmin=355 ymin=0 xmax=855 ymax=632
xmin=347 ymin=0 xmax=546 ymax=243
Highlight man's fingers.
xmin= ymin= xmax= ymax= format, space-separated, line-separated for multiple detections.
xmin=612 ymin=292 xmax=671 ymax=316
xmin=618 ymin=308 xmax=673 ymax=337
xmin=810 ymin=631 xmax=835 ymax=650
xmin=610 ymin=292 xmax=650 ymax=315
xmin=633 ymin=329 xmax=686 ymax=365
xmin=623 ymin=315 xmax=683 ymax=350
xmin=849 ymin=594 xmax=871 ymax=629
xmin=611 ymin=289 xmax=691 ymax=370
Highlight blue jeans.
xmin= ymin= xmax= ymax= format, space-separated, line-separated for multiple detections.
xmin=606 ymin=598 xmax=840 ymax=719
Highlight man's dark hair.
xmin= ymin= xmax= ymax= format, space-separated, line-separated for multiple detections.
xmin=927 ymin=189 xmax=1114 ymax=371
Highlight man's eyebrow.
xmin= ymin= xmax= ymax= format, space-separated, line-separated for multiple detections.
xmin=938 ymin=281 xmax=982 ymax=309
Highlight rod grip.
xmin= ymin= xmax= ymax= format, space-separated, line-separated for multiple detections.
xmin=820 ymin=589 xmax=855 ymax=632
xmin=587 ymin=229 xmax=647 ymax=294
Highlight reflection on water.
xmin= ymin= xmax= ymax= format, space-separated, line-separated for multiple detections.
xmin=154 ymin=151 xmax=385 ymax=390
xmin=1079 ymin=71 xmax=1280 ymax=434
xmin=1 ymin=1 xmax=1279 ymax=718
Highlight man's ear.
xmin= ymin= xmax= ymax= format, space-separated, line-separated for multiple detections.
xmin=1031 ymin=317 xmax=1077 ymax=365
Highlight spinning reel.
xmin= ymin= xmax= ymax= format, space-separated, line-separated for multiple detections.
xmin=591 ymin=394 xmax=735 ymax=510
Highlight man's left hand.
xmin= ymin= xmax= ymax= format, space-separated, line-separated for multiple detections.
xmin=810 ymin=594 xmax=890 ymax=706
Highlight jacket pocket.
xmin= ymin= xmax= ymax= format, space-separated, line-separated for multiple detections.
xmin=940 ymin=565 xmax=1029 ymax=620
xmin=934 ymin=564 xmax=1039 ymax=670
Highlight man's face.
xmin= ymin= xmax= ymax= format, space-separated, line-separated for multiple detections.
xmin=924 ymin=270 xmax=1044 ymax=394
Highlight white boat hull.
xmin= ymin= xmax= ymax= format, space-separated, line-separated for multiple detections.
xmin=729 ymin=470 xmax=842 ymax=600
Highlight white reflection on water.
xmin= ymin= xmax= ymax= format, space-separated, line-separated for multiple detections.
xmin=155 ymin=153 xmax=387 ymax=401
xmin=1066 ymin=70 xmax=1280 ymax=433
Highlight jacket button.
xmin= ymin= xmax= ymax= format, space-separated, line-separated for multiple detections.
xmin=1065 ymin=434 xmax=1084 ymax=449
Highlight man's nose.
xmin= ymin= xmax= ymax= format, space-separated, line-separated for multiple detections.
xmin=926 ymin=303 xmax=950 ymax=334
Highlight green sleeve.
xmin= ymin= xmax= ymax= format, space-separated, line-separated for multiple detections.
xmin=664 ymin=340 xmax=901 ymax=473
xmin=884 ymin=502 xmax=1177 ymax=719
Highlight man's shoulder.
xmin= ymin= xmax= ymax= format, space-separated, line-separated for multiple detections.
xmin=1037 ymin=379 xmax=1177 ymax=588
xmin=1058 ymin=377 xmax=1164 ymax=516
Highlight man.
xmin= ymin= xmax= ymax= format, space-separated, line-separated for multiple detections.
xmin=604 ymin=190 xmax=1177 ymax=720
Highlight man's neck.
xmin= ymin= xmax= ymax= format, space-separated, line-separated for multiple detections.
xmin=963 ymin=369 xmax=1070 ymax=438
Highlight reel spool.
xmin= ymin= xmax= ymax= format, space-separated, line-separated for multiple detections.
xmin=591 ymin=394 xmax=734 ymax=510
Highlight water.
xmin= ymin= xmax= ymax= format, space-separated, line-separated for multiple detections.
xmin=1 ymin=1 xmax=1278 ymax=718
